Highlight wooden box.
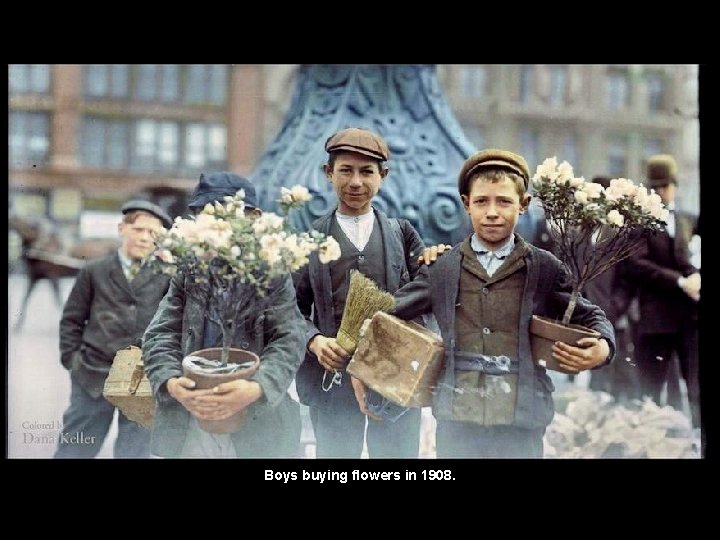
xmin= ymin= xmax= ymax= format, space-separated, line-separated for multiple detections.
xmin=347 ymin=312 xmax=445 ymax=408
xmin=102 ymin=346 xmax=155 ymax=429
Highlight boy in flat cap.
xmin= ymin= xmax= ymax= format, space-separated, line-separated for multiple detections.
xmin=625 ymin=154 xmax=701 ymax=436
xmin=142 ymin=172 xmax=306 ymax=458
xmin=293 ymin=127 xmax=449 ymax=458
xmin=390 ymin=149 xmax=615 ymax=457
xmin=56 ymin=200 xmax=172 ymax=458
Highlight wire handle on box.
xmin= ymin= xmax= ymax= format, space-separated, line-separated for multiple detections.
xmin=321 ymin=369 xmax=343 ymax=392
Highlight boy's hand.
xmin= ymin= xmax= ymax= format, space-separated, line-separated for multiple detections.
xmin=350 ymin=376 xmax=383 ymax=421
xmin=166 ymin=376 xmax=217 ymax=418
xmin=308 ymin=335 xmax=350 ymax=371
xmin=551 ymin=337 xmax=610 ymax=373
xmin=417 ymin=244 xmax=453 ymax=265
xmin=192 ymin=379 xmax=263 ymax=421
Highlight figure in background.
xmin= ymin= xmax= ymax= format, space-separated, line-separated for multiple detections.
xmin=625 ymin=155 xmax=700 ymax=435
xmin=55 ymin=200 xmax=172 ymax=458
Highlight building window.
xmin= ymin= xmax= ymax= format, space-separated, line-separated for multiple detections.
xmin=459 ymin=65 xmax=486 ymax=98
xmin=646 ymin=72 xmax=665 ymax=113
xmin=9 ymin=112 xmax=50 ymax=167
xmin=80 ymin=115 xmax=227 ymax=174
xmin=644 ymin=137 xmax=664 ymax=158
xmin=519 ymin=65 xmax=534 ymax=103
xmin=562 ymin=135 xmax=578 ymax=170
xmin=461 ymin=125 xmax=485 ymax=151
xmin=606 ymin=70 xmax=629 ymax=110
xmin=185 ymin=122 xmax=227 ymax=171
xmin=608 ymin=136 xmax=628 ymax=177
xmin=129 ymin=64 xmax=227 ymax=104
xmin=520 ymin=127 xmax=540 ymax=172
xmin=549 ymin=65 xmax=567 ymax=107
xmin=185 ymin=65 xmax=228 ymax=105
xmin=84 ymin=65 xmax=129 ymax=98
xmin=133 ymin=119 xmax=179 ymax=170
xmin=9 ymin=64 xmax=50 ymax=95
xmin=80 ymin=117 xmax=130 ymax=169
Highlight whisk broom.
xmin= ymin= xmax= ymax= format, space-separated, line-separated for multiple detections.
xmin=336 ymin=269 xmax=396 ymax=355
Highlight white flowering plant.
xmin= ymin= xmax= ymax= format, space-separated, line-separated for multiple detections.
xmin=532 ymin=157 xmax=668 ymax=325
xmin=149 ymin=185 xmax=341 ymax=366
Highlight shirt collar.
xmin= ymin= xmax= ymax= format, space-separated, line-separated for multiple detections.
xmin=336 ymin=209 xmax=374 ymax=223
xmin=471 ymin=233 xmax=515 ymax=259
xmin=117 ymin=249 xmax=133 ymax=270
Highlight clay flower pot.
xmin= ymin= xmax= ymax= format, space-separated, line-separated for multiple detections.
xmin=182 ymin=347 xmax=260 ymax=434
xmin=529 ymin=315 xmax=600 ymax=374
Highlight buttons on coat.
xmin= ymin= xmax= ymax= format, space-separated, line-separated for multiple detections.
xmin=482 ymin=287 xmax=489 ymax=294
xmin=358 ymin=255 xmax=365 ymax=262
xmin=482 ymin=327 xmax=491 ymax=335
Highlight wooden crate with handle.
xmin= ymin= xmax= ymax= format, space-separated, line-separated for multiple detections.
xmin=347 ymin=312 xmax=445 ymax=408
xmin=103 ymin=346 xmax=155 ymax=429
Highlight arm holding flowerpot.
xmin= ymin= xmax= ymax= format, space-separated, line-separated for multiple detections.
xmin=193 ymin=276 xmax=305 ymax=419
xmin=143 ymin=276 xmax=213 ymax=409
xmin=547 ymin=263 xmax=616 ymax=372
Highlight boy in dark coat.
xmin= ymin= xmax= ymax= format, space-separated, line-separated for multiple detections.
xmin=56 ymin=200 xmax=172 ymax=458
xmin=392 ymin=149 xmax=615 ymax=457
xmin=293 ymin=128 xmax=449 ymax=458
xmin=142 ymin=172 xmax=306 ymax=458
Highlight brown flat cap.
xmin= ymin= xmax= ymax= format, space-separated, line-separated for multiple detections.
xmin=325 ymin=127 xmax=390 ymax=161
xmin=646 ymin=154 xmax=678 ymax=187
xmin=458 ymin=149 xmax=530 ymax=194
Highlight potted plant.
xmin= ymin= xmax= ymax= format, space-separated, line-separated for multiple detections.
xmin=148 ymin=185 xmax=341 ymax=432
xmin=530 ymin=157 xmax=668 ymax=372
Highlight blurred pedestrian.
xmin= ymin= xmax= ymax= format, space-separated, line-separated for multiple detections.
xmin=55 ymin=200 xmax=172 ymax=458
xmin=625 ymin=155 xmax=700 ymax=433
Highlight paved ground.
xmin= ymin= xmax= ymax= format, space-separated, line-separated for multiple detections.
xmin=8 ymin=275 xmax=119 ymax=458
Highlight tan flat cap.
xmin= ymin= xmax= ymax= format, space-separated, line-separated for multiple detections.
xmin=458 ymin=149 xmax=530 ymax=194
xmin=325 ymin=127 xmax=390 ymax=161
xmin=646 ymin=154 xmax=678 ymax=187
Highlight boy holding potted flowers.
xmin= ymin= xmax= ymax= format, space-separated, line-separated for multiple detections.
xmin=391 ymin=149 xmax=615 ymax=457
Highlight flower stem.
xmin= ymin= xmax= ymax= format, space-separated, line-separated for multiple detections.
xmin=562 ymin=289 xmax=579 ymax=325
xmin=221 ymin=319 xmax=233 ymax=366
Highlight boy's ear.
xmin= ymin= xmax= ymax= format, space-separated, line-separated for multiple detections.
xmin=461 ymin=194 xmax=470 ymax=211
xmin=519 ymin=194 xmax=532 ymax=214
xmin=323 ymin=164 xmax=333 ymax=179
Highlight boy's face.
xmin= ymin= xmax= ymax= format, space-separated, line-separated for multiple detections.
xmin=462 ymin=176 xmax=528 ymax=250
xmin=325 ymin=151 xmax=388 ymax=216
xmin=119 ymin=213 xmax=163 ymax=260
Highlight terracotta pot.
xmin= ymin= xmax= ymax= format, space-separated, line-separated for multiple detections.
xmin=529 ymin=315 xmax=600 ymax=374
xmin=182 ymin=347 xmax=260 ymax=434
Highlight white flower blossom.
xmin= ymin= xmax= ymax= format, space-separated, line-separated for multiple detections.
xmin=318 ymin=236 xmax=341 ymax=264
xmin=606 ymin=209 xmax=625 ymax=227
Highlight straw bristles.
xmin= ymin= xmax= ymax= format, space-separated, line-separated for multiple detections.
xmin=337 ymin=270 xmax=396 ymax=354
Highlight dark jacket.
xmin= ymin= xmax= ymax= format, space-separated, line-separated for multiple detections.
xmin=142 ymin=273 xmax=306 ymax=457
xmin=393 ymin=234 xmax=616 ymax=429
xmin=626 ymin=211 xmax=698 ymax=334
xmin=293 ymin=206 xmax=425 ymax=408
xmin=59 ymin=253 xmax=170 ymax=398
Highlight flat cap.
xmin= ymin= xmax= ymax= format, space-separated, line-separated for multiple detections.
xmin=325 ymin=127 xmax=390 ymax=161
xmin=646 ymin=154 xmax=678 ymax=187
xmin=121 ymin=199 xmax=173 ymax=229
xmin=458 ymin=149 xmax=530 ymax=194
xmin=188 ymin=172 xmax=258 ymax=210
